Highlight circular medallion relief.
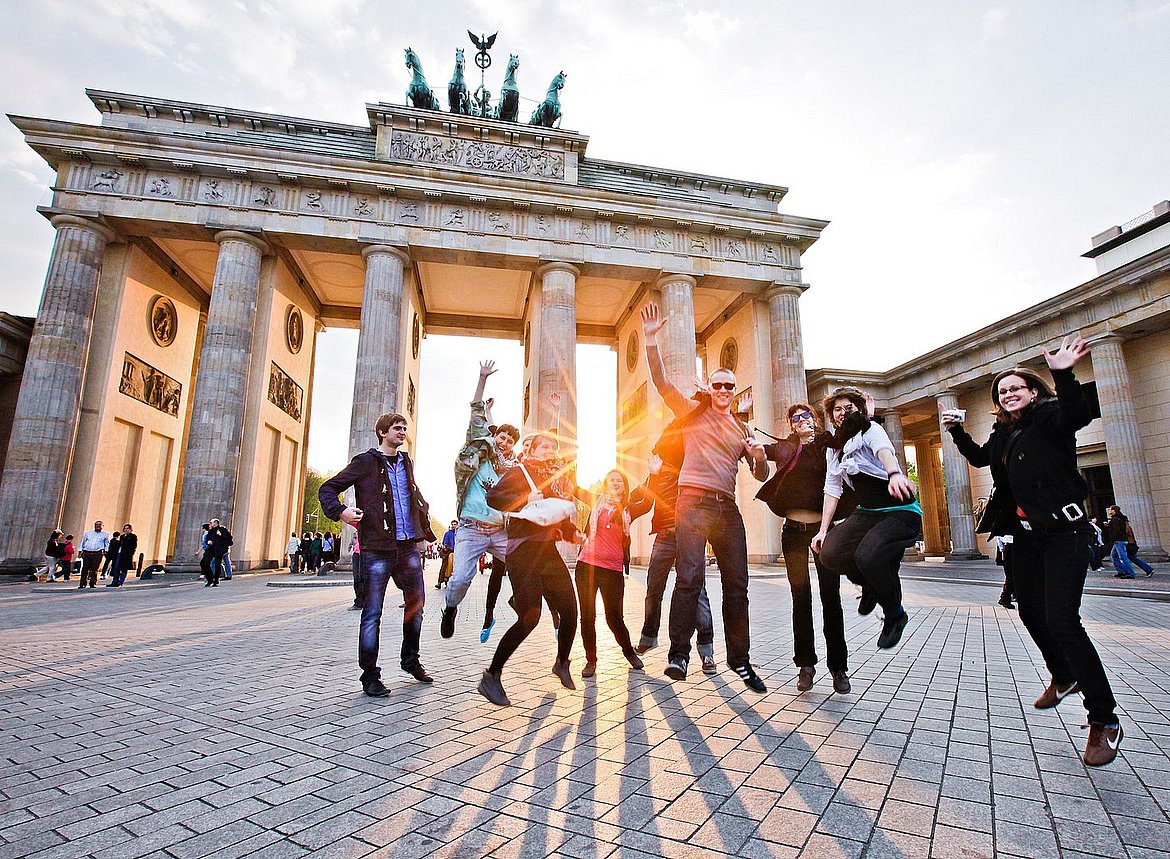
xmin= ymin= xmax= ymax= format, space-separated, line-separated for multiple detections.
xmin=285 ymin=305 xmax=304 ymax=354
xmin=719 ymin=338 xmax=738 ymax=373
xmin=147 ymin=295 xmax=177 ymax=347
xmin=411 ymin=314 xmax=421 ymax=360
xmin=625 ymin=331 xmax=639 ymax=372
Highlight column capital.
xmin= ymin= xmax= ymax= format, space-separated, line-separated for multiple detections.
xmin=361 ymin=243 xmax=410 ymax=264
xmin=213 ymin=230 xmax=269 ymax=255
xmin=654 ymin=272 xmax=697 ymax=290
xmin=535 ymin=260 xmax=581 ymax=280
xmin=1087 ymin=332 xmax=1125 ymax=348
xmin=936 ymin=390 xmax=960 ymax=402
xmin=49 ymin=214 xmax=117 ymax=244
xmin=763 ymin=282 xmax=806 ymax=302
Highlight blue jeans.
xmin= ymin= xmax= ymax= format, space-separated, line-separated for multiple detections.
xmin=359 ymin=542 xmax=425 ymax=683
xmin=670 ymin=489 xmax=751 ymax=668
xmin=1127 ymin=543 xmax=1154 ymax=574
xmin=445 ymin=520 xmax=509 ymax=609
xmin=1110 ymin=541 xmax=1135 ymax=576
xmin=639 ymin=529 xmax=714 ymax=658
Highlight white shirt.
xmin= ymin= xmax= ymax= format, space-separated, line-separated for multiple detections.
xmin=824 ymin=424 xmax=896 ymax=499
xmin=79 ymin=529 xmax=110 ymax=552
xmin=286 ymin=537 xmax=300 ymax=554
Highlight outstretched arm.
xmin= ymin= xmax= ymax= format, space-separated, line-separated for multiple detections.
xmin=641 ymin=303 xmax=691 ymax=417
xmin=473 ymin=359 xmax=496 ymax=403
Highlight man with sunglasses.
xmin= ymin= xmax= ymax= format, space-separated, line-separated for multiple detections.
xmin=640 ymin=303 xmax=769 ymax=692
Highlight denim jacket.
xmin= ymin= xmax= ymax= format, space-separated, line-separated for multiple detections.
xmin=454 ymin=400 xmax=508 ymax=516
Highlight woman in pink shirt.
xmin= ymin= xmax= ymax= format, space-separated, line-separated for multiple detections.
xmin=574 ymin=470 xmax=652 ymax=677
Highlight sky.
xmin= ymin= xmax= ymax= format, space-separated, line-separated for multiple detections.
xmin=2 ymin=0 xmax=1168 ymax=521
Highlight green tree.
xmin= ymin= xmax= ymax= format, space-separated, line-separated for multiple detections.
xmin=301 ymin=468 xmax=329 ymax=534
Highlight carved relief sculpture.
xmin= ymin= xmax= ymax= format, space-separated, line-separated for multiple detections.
xmin=305 ymin=191 xmax=324 ymax=210
xmin=354 ymin=197 xmax=373 ymax=216
xmin=268 ymin=362 xmax=303 ymax=421
xmin=147 ymin=295 xmax=178 ymax=347
xmin=286 ymin=306 xmax=304 ymax=354
xmin=387 ymin=131 xmax=565 ymax=180
xmin=148 ymin=178 xmax=173 ymax=197
xmin=254 ymin=186 xmax=276 ymax=206
xmin=91 ymin=169 xmax=122 ymax=191
xmin=203 ymin=179 xmax=225 ymax=201
xmin=120 ymin=353 xmax=181 ymax=417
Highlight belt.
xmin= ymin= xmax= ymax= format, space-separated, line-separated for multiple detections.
xmin=783 ymin=520 xmax=818 ymax=533
xmin=459 ymin=518 xmax=504 ymax=533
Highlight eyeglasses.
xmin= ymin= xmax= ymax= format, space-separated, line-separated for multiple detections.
xmin=998 ymin=385 xmax=1030 ymax=396
xmin=790 ymin=410 xmax=814 ymax=423
xmin=710 ymin=382 xmax=735 ymax=391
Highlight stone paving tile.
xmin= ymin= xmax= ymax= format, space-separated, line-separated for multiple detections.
xmin=4 ymin=571 xmax=1170 ymax=858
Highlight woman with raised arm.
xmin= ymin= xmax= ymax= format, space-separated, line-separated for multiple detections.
xmin=941 ymin=336 xmax=1122 ymax=767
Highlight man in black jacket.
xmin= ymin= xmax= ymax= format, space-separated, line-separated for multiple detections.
xmin=320 ymin=412 xmax=437 ymax=697
xmin=205 ymin=519 xmax=233 ymax=587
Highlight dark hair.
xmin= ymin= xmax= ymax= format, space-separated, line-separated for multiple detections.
xmin=786 ymin=402 xmax=822 ymax=430
xmin=822 ymin=387 xmax=867 ymax=421
xmin=374 ymin=412 xmax=408 ymax=441
xmin=990 ymin=368 xmax=1054 ymax=424
xmin=602 ymin=469 xmax=630 ymax=505
xmin=496 ymin=423 xmax=520 ymax=442
xmin=65 ymin=534 xmax=74 ymax=541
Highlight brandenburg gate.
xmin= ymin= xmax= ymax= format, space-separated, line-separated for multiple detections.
xmin=0 ymin=80 xmax=827 ymax=572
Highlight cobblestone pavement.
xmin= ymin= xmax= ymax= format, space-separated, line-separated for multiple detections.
xmin=3 ymin=563 xmax=1169 ymax=859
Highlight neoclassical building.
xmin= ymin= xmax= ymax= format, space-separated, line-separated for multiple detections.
xmin=0 ymin=89 xmax=824 ymax=571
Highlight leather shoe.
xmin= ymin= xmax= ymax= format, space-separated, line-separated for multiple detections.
xmin=363 ymin=679 xmax=390 ymax=697
xmin=796 ymin=666 xmax=815 ymax=692
xmin=440 ymin=605 xmax=457 ymax=638
xmin=634 ymin=641 xmax=656 ymax=654
xmin=1034 ymin=680 xmax=1079 ymax=709
xmin=1083 ymin=722 xmax=1122 ymax=767
xmin=832 ymin=671 xmax=851 ymax=694
xmin=701 ymin=656 xmax=717 ymax=675
xmin=623 ymin=651 xmax=644 ymax=670
xmin=477 ymin=670 xmax=510 ymax=706
xmin=552 ymin=659 xmax=576 ymax=690
xmin=877 ymin=610 xmax=909 ymax=649
xmin=581 ymin=661 xmax=597 ymax=678
xmin=858 ymin=591 xmax=877 ymax=615
xmin=998 ymin=596 xmax=1016 ymax=610
xmin=403 ymin=663 xmax=433 ymax=683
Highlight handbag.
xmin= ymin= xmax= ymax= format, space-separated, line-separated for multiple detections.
xmin=975 ymin=487 xmax=1007 ymax=535
xmin=509 ymin=463 xmax=576 ymax=527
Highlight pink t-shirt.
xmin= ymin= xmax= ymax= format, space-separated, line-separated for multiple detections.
xmin=577 ymin=506 xmax=624 ymax=572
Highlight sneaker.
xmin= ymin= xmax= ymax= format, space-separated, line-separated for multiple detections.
xmin=665 ymin=657 xmax=688 ymax=681
xmin=480 ymin=619 xmax=496 ymax=644
xmin=581 ymin=660 xmax=597 ymax=678
xmin=796 ymin=666 xmax=815 ymax=692
xmin=734 ymin=664 xmax=767 ymax=693
xmin=832 ymin=671 xmax=852 ymax=694
xmin=363 ymin=679 xmax=390 ymax=698
xmin=877 ymin=610 xmax=909 ymax=649
xmin=858 ymin=591 xmax=877 ymax=616
xmin=634 ymin=641 xmax=656 ymax=655
xmin=701 ymin=656 xmax=717 ymax=675
xmin=440 ymin=605 xmax=457 ymax=639
xmin=1144 ymin=569 xmax=1155 ymax=578
xmin=623 ymin=650 xmax=644 ymax=670
xmin=552 ymin=659 xmax=576 ymax=690
xmin=998 ymin=596 xmax=1016 ymax=610
xmin=1083 ymin=722 xmax=1123 ymax=767
xmin=403 ymin=663 xmax=433 ymax=683
xmin=1034 ymin=680 xmax=1080 ymax=709
xmin=477 ymin=670 xmax=510 ymax=706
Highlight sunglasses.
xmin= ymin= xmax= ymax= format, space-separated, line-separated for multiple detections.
xmin=790 ymin=410 xmax=814 ymax=423
xmin=710 ymin=382 xmax=735 ymax=391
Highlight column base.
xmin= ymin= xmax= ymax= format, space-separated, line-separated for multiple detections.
xmin=945 ymin=551 xmax=987 ymax=561
xmin=1136 ymin=545 xmax=1169 ymax=563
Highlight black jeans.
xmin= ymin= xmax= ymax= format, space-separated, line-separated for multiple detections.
xmin=484 ymin=555 xmax=506 ymax=627
xmin=359 ymin=542 xmax=425 ymax=683
xmin=671 ymin=489 xmax=751 ymax=669
xmin=820 ymin=509 xmax=919 ymax=615
xmin=201 ymin=552 xmax=225 ymax=585
xmin=489 ymin=540 xmax=577 ymax=675
xmin=782 ymin=521 xmax=847 ymax=673
xmin=1011 ymin=526 xmax=1117 ymax=724
xmin=575 ymin=561 xmax=635 ymax=661
xmin=640 ymin=529 xmax=714 ymax=656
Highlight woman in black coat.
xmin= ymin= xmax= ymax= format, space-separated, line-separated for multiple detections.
xmin=942 ymin=336 xmax=1121 ymax=767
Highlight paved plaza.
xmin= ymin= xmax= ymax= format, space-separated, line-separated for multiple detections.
xmin=2 ymin=562 xmax=1170 ymax=859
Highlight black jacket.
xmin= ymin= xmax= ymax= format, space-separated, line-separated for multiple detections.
xmin=486 ymin=460 xmax=578 ymax=545
xmin=206 ymin=526 xmax=233 ymax=555
xmin=947 ymin=367 xmax=1091 ymax=530
xmin=628 ymin=468 xmax=678 ymax=534
xmin=319 ymin=448 xmax=436 ymax=552
xmin=118 ymin=532 xmax=139 ymax=563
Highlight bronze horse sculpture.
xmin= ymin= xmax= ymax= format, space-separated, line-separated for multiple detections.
xmin=405 ymin=47 xmax=440 ymax=110
xmin=497 ymin=53 xmax=520 ymax=122
xmin=448 ymin=48 xmax=470 ymax=114
xmin=529 ymin=70 xmax=566 ymax=127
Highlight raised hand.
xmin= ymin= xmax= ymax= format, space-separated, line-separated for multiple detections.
xmin=737 ymin=391 xmax=753 ymax=415
xmin=1043 ymin=335 xmax=1090 ymax=371
xmin=864 ymin=392 xmax=877 ymax=418
xmin=640 ymin=302 xmax=667 ymax=337
xmin=479 ymin=359 xmax=498 ymax=377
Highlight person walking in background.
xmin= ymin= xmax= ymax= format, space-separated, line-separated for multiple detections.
xmin=299 ymin=532 xmax=313 ymax=573
xmin=1088 ymin=517 xmax=1105 ymax=571
xmin=59 ymin=534 xmax=76 ymax=581
xmin=286 ymin=532 xmax=301 ymax=573
xmin=204 ymin=519 xmax=233 ymax=587
xmin=101 ymin=529 xmax=121 ymax=579
xmin=108 ymin=524 xmax=137 ymax=587
xmin=42 ymin=530 xmax=64 ymax=581
xmin=437 ymin=520 xmax=456 ymax=589
xmin=78 ymin=521 xmax=110 ymax=590
xmin=1105 ymin=505 xmax=1137 ymax=578
xmin=322 ymin=532 xmax=335 ymax=568
xmin=1110 ymin=505 xmax=1155 ymax=577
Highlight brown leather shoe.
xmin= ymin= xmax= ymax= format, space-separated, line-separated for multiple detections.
xmin=796 ymin=666 xmax=815 ymax=692
xmin=581 ymin=660 xmax=597 ymax=678
xmin=831 ymin=671 xmax=851 ymax=694
xmin=1034 ymin=680 xmax=1080 ymax=709
xmin=1083 ymin=722 xmax=1122 ymax=767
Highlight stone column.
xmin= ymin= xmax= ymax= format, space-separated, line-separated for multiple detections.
xmin=656 ymin=273 xmax=697 ymax=393
xmin=1090 ymin=335 xmax=1167 ymax=558
xmin=937 ymin=391 xmax=983 ymax=558
xmin=534 ymin=261 xmax=578 ymax=444
xmin=914 ymin=440 xmax=947 ymax=555
xmin=171 ymin=231 xmax=269 ymax=564
xmin=348 ymin=245 xmax=410 ymax=458
xmin=0 ymin=215 xmax=117 ymax=569
xmin=881 ymin=410 xmax=910 ymax=474
xmin=764 ymin=284 xmax=809 ymax=425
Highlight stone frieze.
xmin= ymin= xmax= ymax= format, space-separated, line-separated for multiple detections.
xmin=387 ymin=130 xmax=566 ymax=181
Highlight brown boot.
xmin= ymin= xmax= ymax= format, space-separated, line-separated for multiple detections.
xmin=1034 ymin=680 xmax=1079 ymax=709
xmin=1083 ymin=722 xmax=1122 ymax=767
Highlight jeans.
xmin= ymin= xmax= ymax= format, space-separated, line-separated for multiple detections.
xmin=446 ymin=521 xmax=509 ymax=609
xmin=112 ymin=558 xmax=131 ymax=586
xmin=359 ymin=542 xmax=425 ymax=683
xmin=1110 ymin=541 xmax=1135 ymax=577
xmin=1012 ymin=526 xmax=1117 ymax=724
xmin=1127 ymin=543 xmax=1154 ymax=574
xmin=639 ymin=529 xmax=714 ymax=658
xmin=670 ymin=489 xmax=751 ymax=669
xmin=352 ymin=551 xmax=366 ymax=608
xmin=575 ymin=561 xmax=636 ymax=661
xmin=820 ymin=509 xmax=920 ymax=615
xmin=782 ymin=522 xmax=847 ymax=673
xmin=488 ymin=539 xmax=577 ymax=675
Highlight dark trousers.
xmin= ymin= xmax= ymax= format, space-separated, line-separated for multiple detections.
xmin=1012 ymin=526 xmax=1117 ymax=724
xmin=203 ymin=552 xmax=225 ymax=584
xmin=671 ymin=489 xmax=751 ymax=669
xmin=484 ymin=555 xmax=506 ymax=627
xmin=1127 ymin=543 xmax=1154 ymax=575
xmin=290 ymin=550 xmax=301 ymax=574
xmin=80 ymin=551 xmax=102 ymax=588
xmin=359 ymin=543 xmax=425 ymax=683
xmin=782 ymin=521 xmax=847 ymax=673
xmin=112 ymin=557 xmax=132 ymax=586
xmin=640 ymin=529 xmax=714 ymax=653
xmin=575 ymin=561 xmax=635 ymax=662
xmin=352 ymin=551 xmax=366 ymax=608
xmin=489 ymin=540 xmax=577 ymax=675
xmin=999 ymin=543 xmax=1016 ymax=601
xmin=820 ymin=509 xmax=919 ymax=615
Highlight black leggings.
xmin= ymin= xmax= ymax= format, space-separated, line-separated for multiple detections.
xmin=483 ymin=555 xmax=507 ymax=627
xmin=574 ymin=561 xmax=635 ymax=661
xmin=820 ymin=509 xmax=920 ymax=614
xmin=488 ymin=540 xmax=577 ymax=675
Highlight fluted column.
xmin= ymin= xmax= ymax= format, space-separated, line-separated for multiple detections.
xmin=881 ymin=410 xmax=910 ymax=474
xmin=0 ymin=215 xmax=117 ymax=568
xmin=348 ymin=245 xmax=411 ymax=458
xmin=937 ymin=391 xmax=982 ymax=558
xmin=1090 ymin=335 xmax=1166 ymax=558
xmin=656 ymin=273 xmax=697 ymax=393
xmin=172 ymin=231 xmax=269 ymax=564
xmin=765 ymin=284 xmax=809 ymax=425
xmin=914 ymin=441 xmax=947 ymax=555
xmin=534 ymin=261 xmax=578 ymax=444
